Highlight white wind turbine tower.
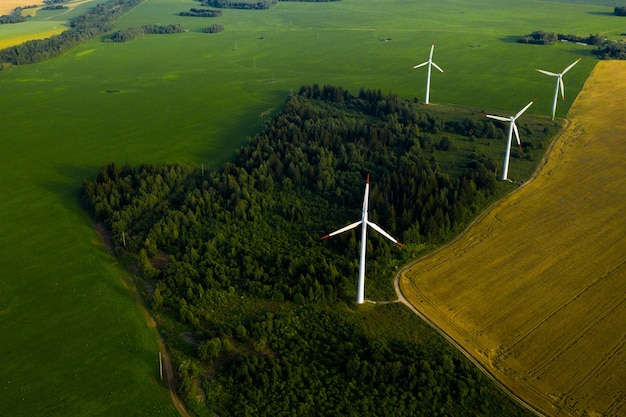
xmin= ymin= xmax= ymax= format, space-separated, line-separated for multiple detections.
xmin=536 ymin=58 xmax=581 ymax=120
xmin=412 ymin=43 xmax=445 ymax=104
xmin=321 ymin=174 xmax=405 ymax=304
xmin=484 ymin=100 xmax=535 ymax=181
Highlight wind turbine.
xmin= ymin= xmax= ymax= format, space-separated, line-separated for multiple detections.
xmin=536 ymin=58 xmax=581 ymax=120
xmin=321 ymin=174 xmax=404 ymax=304
xmin=484 ymin=100 xmax=535 ymax=181
xmin=412 ymin=43 xmax=445 ymax=104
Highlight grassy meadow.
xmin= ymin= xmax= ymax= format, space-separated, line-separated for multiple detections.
xmin=1 ymin=0 xmax=625 ymax=415
xmin=399 ymin=60 xmax=626 ymax=417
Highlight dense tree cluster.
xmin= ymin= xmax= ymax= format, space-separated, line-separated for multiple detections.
xmin=81 ymin=85 xmax=549 ymax=415
xmin=0 ymin=14 xmax=27 ymax=24
xmin=519 ymin=31 xmax=557 ymax=45
xmin=204 ymin=24 xmax=224 ymax=33
xmin=108 ymin=24 xmax=186 ymax=42
xmin=519 ymin=30 xmax=626 ymax=60
xmin=557 ymin=33 xmax=603 ymax=45
xmin=594 ymin=40 xmax=626 ymax=59
xmin=180 ymin=8 xmax=223 ymax=17
xmin=199 ymin=0 xmax=277 ymax=9
xmin=615 ymin=6 xmax=626 ymax=16
xmin=41 ymin=5 xmax=69 ymax=10
xmin=0 ymin=0 xmax=143 ymax=66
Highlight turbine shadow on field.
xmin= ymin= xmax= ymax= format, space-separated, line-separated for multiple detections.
xmin=586 ymin=11 xmax=614 ymax=16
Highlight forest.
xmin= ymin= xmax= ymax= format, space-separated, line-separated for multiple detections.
xmin=82 ymin=85 xmax=557 ymax=416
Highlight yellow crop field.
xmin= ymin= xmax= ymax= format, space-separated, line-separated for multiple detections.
xmin=0 ymin=25 xmax=66 ymax=49
xmin=0 ymin=2 xmax=40 ymax=16
xmin=399 ymin=60 xmax=626 ymax=417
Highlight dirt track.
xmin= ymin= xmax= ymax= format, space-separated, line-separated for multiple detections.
xmin=398 ymin=60 xmax=626 ymax=417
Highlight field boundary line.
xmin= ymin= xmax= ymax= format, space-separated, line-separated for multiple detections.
xmin=392 ymin=114 xmax=580 ymax=417
xmin=394 ymin=267 xmax=547 ymax=417
xmin=95 ymin=223 xmax=191 ymax=417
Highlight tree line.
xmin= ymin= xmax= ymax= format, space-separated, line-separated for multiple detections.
xmin=108 ymin=24 xmax=186 ymax=42
xmin=41 ymin=5 xmax=69 ymax=10
xmin=0 ymin=15 xmax=27 ymax=24
xmin=519 ymin=31 xmax=558 ymax=45
xmin=518 ymin=30 xmax=626 ymax=59
xmin=198 ymin=0 xmax=339 ymax=7
xmin=0 ymin=0 xmax=143 ymax=66
xmin=180 ymin=8 xmax=223 ymax=17
xmin=81 ymin=85 xmax=549 ymax=416
xmin=199 ymin=0 xmax=277 ymax=9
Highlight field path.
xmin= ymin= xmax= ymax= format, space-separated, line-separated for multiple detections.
xmin=97 ymin=224 xmax=191 ymax=417
xmin=397 ymin=60 xmax=626 ymax=417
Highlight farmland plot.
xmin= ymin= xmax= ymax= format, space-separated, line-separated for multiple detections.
xmin=399 ymin=60 xmax=626 ymax=417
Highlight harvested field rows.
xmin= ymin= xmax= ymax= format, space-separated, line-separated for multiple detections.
xmin=399 ymin=60 xmax=626 ymax=417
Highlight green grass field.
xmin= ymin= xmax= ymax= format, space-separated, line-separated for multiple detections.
xmin=1 ymin=0 xmax=624 ymax=415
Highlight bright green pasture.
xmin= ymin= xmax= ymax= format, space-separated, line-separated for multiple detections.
xmin=0 ymin=0 xmax=624 ymax=415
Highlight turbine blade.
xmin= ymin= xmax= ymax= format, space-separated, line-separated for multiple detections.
xmin=321 ymin=220 xmax=362 ymax=240
xmin=536 ymin=69 xmax=558 ymax=77
xmin=367 ymin=221 xmax=404 ymax=248
xmin=559 ymin=77 xmax=565 ymax=100
xmin=484 ymin=114 xmax=509 ymax=122
xmin=429 ymin=43 xmax=435 ymax=60
xmin=512 ymin=122 xmax=521 ymax=146
xmin=413 ymin=61 xmax=428 ymax=69
xmin=514 ymin=100 xmax=535 ymax=119
xmin=562 ymin=58 xmax=581 ymax=75
xmin=431 ymin=62 xmax=444 ymax=73
xmin=362 ymin=175 xmax=370 ymax=215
